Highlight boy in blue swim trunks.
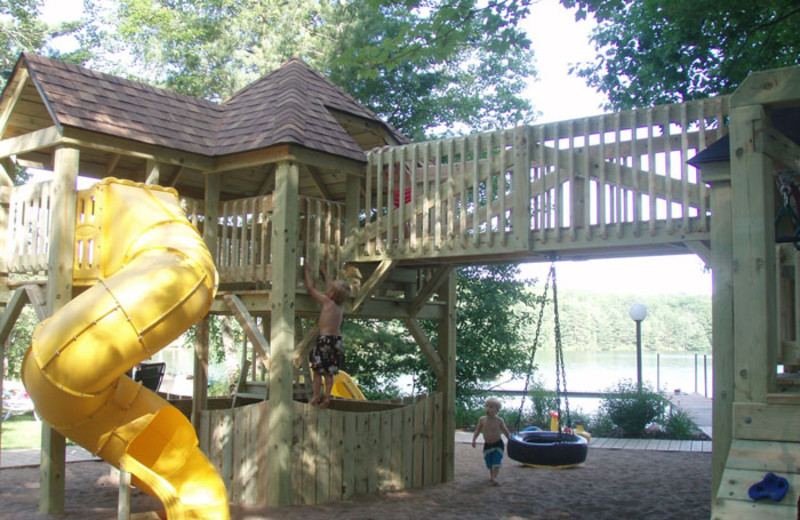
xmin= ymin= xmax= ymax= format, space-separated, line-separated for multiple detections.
xmin=305 ymin=263 xmax=351 ymax=408
xmin=471 ymin=396 xmax=512 ymax=485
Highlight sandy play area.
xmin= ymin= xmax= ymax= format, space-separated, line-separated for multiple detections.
xmin=0 ymin=442 xmax=711 ymax=520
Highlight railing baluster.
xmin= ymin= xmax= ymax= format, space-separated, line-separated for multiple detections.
xmin=646 ymin=108 xmax=657 ymax=236
xmin=613 ymin=112 xmax=622 ymax=238
xmin=680 ymin=102 xmax=691 ymax=232
xmin=630 ymin=110 xmax=641 ymax=237
xmin=459 ymin=137 xmax=468 ymax=250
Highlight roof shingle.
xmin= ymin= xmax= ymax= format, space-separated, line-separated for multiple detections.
xmin=16 ymin=53 xmax=405 ymax=163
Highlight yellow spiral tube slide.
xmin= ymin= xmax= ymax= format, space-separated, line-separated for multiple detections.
xmin=22 ymin=178 xmax=229 ymax=520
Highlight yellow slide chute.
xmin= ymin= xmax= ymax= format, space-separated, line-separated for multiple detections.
xmin=22 ymin=179 xmax=229 ymax=520
xmin=330 ymin=371 xmax=366 ymax=400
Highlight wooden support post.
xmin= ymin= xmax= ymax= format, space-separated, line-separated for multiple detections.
xmin=729 ymin=104 xmax=777 ymax=403
xmin=145 ymin=159 xmax=160 ymax=185
xmin=267 ymin=160 xmax=299 ymax=507
xmin=437 ymin=269 xmax=456 ymax=482
xmin=40 ymin=146 xmax=79 ymax=514
xmin=702 ymin=161 xmax=734 ymax=498
xmin=192 ymin=317 xmax=210 ymax=430
xmin=0 ymin=161 xmax=10 ymax=463
xmin=344 ymin=173 xmax=362 ymax=240
xmin=193 ymin=172 xmax=220 ymax=428
xmin=511 ymin=126 xmax=531 ymax=250
xmin=118 ymin=467 xmax=131 ymax=520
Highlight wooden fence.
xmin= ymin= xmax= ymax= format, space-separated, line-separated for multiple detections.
xmin=6 ymin=180 xmax=51 ymax=274
xmin=349 ymin=96 xmax=730 ymax=262
xmin=197 ymin=393 xmax=443 ymax=506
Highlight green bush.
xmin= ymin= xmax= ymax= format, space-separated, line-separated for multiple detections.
xmin=600 ymin=379 xmax=666 ymax=437
xmin=586 ymin=411 xmax=616 ymax=437
xmin=660 ymin=408 xmax=698 ymax=439
xmin=522 ymin=382 xmax=560 ymax=430
xmin=455 ymin=401 xmax=487 ymax=430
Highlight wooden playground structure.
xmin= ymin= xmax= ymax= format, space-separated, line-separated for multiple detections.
xmin=1 ymin=52 xmax=800 ymax=518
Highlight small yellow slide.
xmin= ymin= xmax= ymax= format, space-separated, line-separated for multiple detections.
xmin=330 ymin=371 xmax=366 ymax=400
xmin=22 ymin=179 xmax=229 ymax=519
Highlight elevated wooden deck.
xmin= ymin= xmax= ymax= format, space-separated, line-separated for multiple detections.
xmin=4 ymin=96 xmax=727 ymax=284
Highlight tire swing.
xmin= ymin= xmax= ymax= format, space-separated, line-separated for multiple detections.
xmin=507 ymin=262 xmax=588 ymax=469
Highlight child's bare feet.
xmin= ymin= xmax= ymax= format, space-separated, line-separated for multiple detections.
xmin=310 ymin=396 xmax=321 ymax=406
xmin=491 ymin=479 xmax=499 ymax=486
xmin=319 ymin=398 xmax=331 ymax=409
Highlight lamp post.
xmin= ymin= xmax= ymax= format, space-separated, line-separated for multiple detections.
xmin=629 ymin=302 xmax=648 ymax=394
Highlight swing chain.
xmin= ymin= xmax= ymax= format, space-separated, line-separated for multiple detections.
xmin=551 ymin=266 xmax=571 ymax=435
xmin=774 ymin=170 xmax=800 ymax=251
xmin=514 ymin=262 xmax=553 ymax=433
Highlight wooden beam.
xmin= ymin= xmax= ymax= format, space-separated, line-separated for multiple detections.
xmin=684 ymin=240 xmax=711 ymax=266
xmin=24 ymin=284 xmax=47 ymax=321
xmin=103 ymin=153 xmax=121 ymax=177
xmin=267 ymin=160 xmax=299 ymax=507
xmin=211 ymin=144 xmax=364 ymax=175
xmin=705 ymin=164 xmax=734 ymax=498
xmin=61 ymin=127 xmax=214 ymax=171
xmin=145 ymin=159 xmax=160 ymax=185
xmin=40 ymin=145 xmax=79 ymax=514
xmin=168 ymin=165 xmax=186 ymax=188
xmin=294 ymin=323 xmax=319 ymax=369
xmin=729 ymin=104 xmax=777 ymax=403
xmin=0 ymin=126 xmax=62 ymax=159
xmin=351 ymin=258 xmax=396 ymax=311
xmin=0 ymin=158 xmax=14 ymax=185
xmin=256 ymin=165 xmax=276 ymax=195
xmin=403 ymin=317 xmax=444 ymax=380
xmin=0 ymin=68 xmax=29 ymax=137
xmin=409 ymin=266 xmax=454 ymax=316
xmin=193 ymin=172 xmax=219 ymax=427
xmin=224 ymin=294 xmax=270 ymax=371
xmin=761 ymin=126 xmax=800 ymax=172
xmin=438 ymin=269 xmax=457 ymax=482
xmin=731 ymin=66 xmax=800 ymax=107
xmin=0 ymin=287 xmax=29 ymax=343
xmin=306 ymin=164 xmax=334 ymax=200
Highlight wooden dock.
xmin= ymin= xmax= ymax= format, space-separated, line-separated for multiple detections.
xmin=666 ymin=391 xmax=712 ymax=438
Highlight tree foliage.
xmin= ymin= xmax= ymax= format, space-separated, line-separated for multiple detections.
xmin=561 ymin=0 xmax=800 ymax=110
xmin=0 ymin=0 xmax=86 ymax=78
xmin=81 ymin=0 xmax=536 ymax=139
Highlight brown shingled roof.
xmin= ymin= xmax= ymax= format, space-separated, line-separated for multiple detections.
xmin=23 ymin=53 xmax=221 ymax=155
xmin=17 ymin=53 xmax=406 ymax=162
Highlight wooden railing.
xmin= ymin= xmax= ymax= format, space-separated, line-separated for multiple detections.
xmin=4 ymin=97 xmax=730 ymax=277
xmin=192 ymin=195 xmax=346 ymax=285
xmin=6 ymin=180 xmax=51 ymax=274
xmin=348 ymin=96 xmax=730 ymax=262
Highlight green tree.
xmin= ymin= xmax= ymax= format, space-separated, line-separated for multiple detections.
xmin=339 ymin=264 xmax=536 ymax=405
xmin=82 ymin=0 xmax=536 ymax=139
xmin=561 ymin=0 xmax=800 ymax=110
xmin=0 ymin=0 xmax=86 ymax=78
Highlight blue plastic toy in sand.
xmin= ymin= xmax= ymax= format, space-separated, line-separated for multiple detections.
xmin=748 ymin=472 xmax=789 ymax=502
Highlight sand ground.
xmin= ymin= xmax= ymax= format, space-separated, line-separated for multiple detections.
xmin=0 ymin=442 xmax=711 ymax=520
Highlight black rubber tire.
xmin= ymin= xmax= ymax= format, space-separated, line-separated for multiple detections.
xmin=507 ymin=430 xmax=588 ymax=467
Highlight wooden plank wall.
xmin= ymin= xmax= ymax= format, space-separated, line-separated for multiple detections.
xmin=198 ymin=393 xmax=444 ymax=506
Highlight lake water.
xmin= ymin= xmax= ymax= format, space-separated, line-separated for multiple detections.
xmin=489 ymin=349 xmax=712 ymax=415
xmin=149 ymin=346 xmax=712 ymax=415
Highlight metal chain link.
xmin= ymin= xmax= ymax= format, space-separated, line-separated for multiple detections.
xmin=551 ymin=265 xmax=571 ymax=437
xmin=514 ymin=262 xmax=553 ymax=433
